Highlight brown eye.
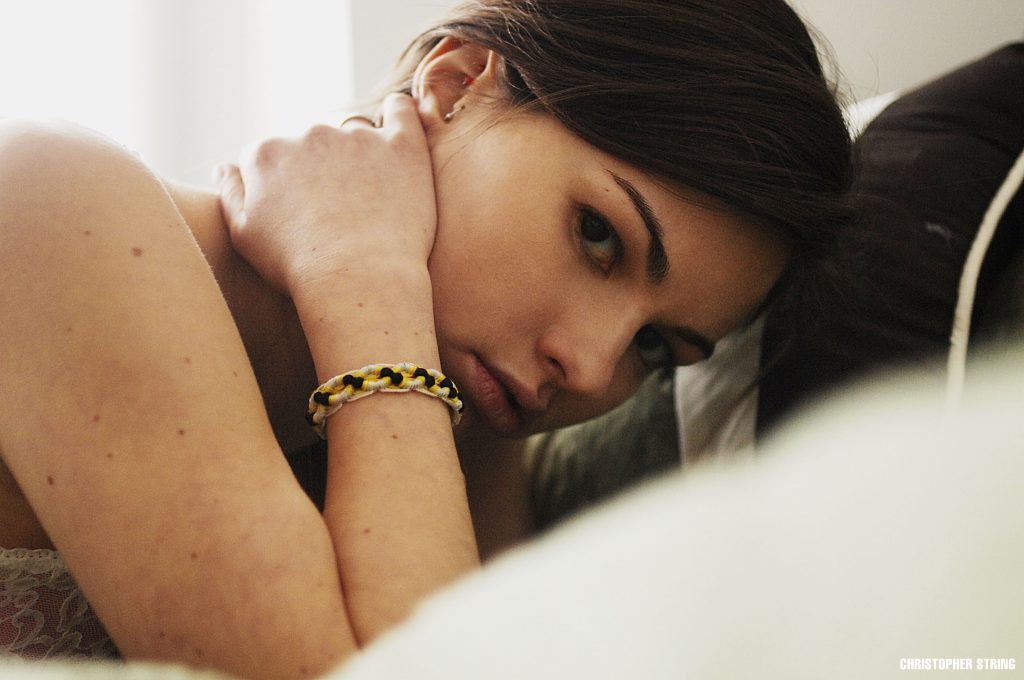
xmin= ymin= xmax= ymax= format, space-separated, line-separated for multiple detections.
xmin=581 ymin=210 xmax=610 ymax=241
xmin=634 ymin=326 xmax=672 ymax=369
xmin=578 ymin=209 xmax=620 ymax=270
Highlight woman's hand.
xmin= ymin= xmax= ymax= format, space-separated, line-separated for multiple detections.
xmin=216 ymin=93 xmax=437 ymax=294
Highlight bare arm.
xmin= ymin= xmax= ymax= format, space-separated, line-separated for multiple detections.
xmin=215 ymin=94 xmax=480 ymax=641
xmin=295 ymin=250 xmax=479 ymax=641
xmin=0 ymin=116 xmax=476 ymax=677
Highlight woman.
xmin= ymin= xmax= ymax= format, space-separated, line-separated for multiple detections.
xmin=0 ymin=0 xmax=851 ymax=677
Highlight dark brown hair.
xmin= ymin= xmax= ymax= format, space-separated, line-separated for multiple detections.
xmin=392 ymin=0 xmax=854 ymax=324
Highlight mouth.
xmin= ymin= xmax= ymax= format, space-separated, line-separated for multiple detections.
xmin=465 ymin=355 xmax=522 ymax=435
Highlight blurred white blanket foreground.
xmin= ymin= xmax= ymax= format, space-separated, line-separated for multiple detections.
xmin=2 ymin=346 xmax=1022 ymax=679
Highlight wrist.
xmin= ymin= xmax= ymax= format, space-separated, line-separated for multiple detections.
xmin=291 ymin=264 xmax=441 ymax=383
xmin=308 ymin=362 xmax=463 ymax=438
xmin=285 ymin=237 xmax=431 ymax=297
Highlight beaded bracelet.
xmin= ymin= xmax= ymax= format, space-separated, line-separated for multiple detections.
xmin=307 ymin=362 xmax=464 ymax=438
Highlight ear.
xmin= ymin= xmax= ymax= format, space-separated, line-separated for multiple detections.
xmin=413 ymin=37 xmax=501 ymax=126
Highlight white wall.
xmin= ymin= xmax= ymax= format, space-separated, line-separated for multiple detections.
xmin=2 ymin=1 xmax=1019 ymax=185
xmin=143 ymin=0 xmax=354 ymax=184
xmin=792 ymin=0 xmax=1024 ymax=100
xmin=0 ymin=0 xmax=354 ymax=186
xmin=349 ymin=0 xmax=456 ymax=104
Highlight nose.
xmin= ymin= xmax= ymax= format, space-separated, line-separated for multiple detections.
xmin=535 ymin=303 xmax=639 ymax=400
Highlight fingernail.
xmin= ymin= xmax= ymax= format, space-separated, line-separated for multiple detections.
xmin=211 ymin=164 xmax=226 ymax=183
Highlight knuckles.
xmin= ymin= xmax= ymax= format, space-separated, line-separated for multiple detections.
xmin=303 ymin=124 xmax=342 ymax=148
xmin=248 ymin=136 xmax=285 ymax=168
xmin=248 ymin=119 xmax=429 ymax=172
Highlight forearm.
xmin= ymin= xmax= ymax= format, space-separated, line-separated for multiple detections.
xmin=293 ymin=266 xmax=479 ymax=643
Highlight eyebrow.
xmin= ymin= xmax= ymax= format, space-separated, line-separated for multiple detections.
xmin=609 ymin=171 xmax=669 ymax=284
xmin=607 ymin=171 xmax=716 ymax=361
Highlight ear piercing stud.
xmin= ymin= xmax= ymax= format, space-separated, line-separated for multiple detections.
xmin=443 ymin=104 xmax=465 ymax=123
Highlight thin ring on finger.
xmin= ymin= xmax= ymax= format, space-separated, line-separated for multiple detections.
xmin=340 ymin=114 xmax=379 ymax=128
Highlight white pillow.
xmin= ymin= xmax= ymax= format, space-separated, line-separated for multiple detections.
xmin=333 ymin=345 xmax=1024 ymax=680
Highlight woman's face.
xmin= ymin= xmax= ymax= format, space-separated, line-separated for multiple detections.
xmin=425 ymin=109 xmax=787 ymax=438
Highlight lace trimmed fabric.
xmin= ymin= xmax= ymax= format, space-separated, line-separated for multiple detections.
xmin=0 ymin=547 xmax=117 ymax=659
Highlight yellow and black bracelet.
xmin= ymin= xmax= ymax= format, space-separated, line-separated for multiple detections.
xmin=307 ymin=362 xmax=464 ymax=438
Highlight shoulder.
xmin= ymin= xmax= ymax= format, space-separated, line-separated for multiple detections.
xmin=0 ymin=119 xmax=160 ymax=202
xmin=0 ymin=120 xmax=227 ymax=372
xmin=0 ymin=119 xmax=237 ymax=284
xmin=0 ymin=118 xmax=268 ymax=518
xmin=0 ymin=119 xmax=188 ymax=264
xmin=0 ymin=118 xmax=266 ymax=481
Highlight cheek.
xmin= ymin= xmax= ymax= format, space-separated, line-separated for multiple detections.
xmin=431 ymin=170 xmax=566 ymax=306
xmin=428 ymin=209 xmax=553 ymax=350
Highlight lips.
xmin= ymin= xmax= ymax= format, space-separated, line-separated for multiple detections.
xmin=466 ymin=355 xmax=521 ymax=435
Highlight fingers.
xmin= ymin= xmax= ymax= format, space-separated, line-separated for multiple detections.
xmin=214 ymin=163 xmax=247 ymax=231
xmin=378 ymin=92 xmax=428 ymax=144
xmin=379 ymin=93 xmax=420 ymax=129
xmin=337 ymin=95 xmax=423 ymax=142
